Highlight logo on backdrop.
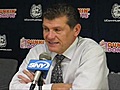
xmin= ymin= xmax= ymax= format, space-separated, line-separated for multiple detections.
xmin=20 ymin=37 xmax=44 ymax=49
xmin=111 ymin=3 xmax=120 ymax=19
xmin=0 ymin=9 xmax=17 ymax=18
xmin=30 ymin=4 xmax=42 ymax=18
xmin=24 ymin=4 xmax=42 ymax=22
xmin=0 ymin=34 xmax=12 ymax=51
xmin=0 ymin=35 xmax=7 ymax=48
xmin=78 ymin=8 xmax=90 ymax=19
xmin=104 ymin=3 xmax=120 ymax=22
xmin=99 ymin=40 xmax=120 ymax=53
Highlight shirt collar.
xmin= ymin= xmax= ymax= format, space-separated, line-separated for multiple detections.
xmin=63 ymin=37 xmax=78 ymax=60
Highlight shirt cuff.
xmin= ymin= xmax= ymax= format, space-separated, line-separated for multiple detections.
xmin=42 ymin=84 xmax=53 ymax=90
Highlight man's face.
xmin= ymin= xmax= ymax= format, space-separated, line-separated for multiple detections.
xmin=43 ymin=16 xmax=80 ymax=54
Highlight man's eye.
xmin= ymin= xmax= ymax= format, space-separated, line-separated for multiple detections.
xmin=54 ymin=29 xmax=61 ymax=32
xmin=43 ymin=28 xmax=49 ymax=32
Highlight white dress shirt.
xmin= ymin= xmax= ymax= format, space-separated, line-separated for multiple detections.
xmin=9 ymin=36 xmax=109 ymax=90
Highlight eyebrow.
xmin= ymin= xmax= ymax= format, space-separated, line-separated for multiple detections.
xmin=42 ymin=24 xmax=67 ymax=29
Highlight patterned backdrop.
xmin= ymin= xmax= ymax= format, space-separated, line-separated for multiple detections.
xmin=0 ymin=0 xmax=120 ymax=72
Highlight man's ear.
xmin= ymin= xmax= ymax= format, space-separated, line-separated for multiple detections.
xmin=74 ymin=24 xmax=81 ymax=37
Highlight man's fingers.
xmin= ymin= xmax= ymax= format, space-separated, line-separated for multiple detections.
xmin=23 ymin=70 xmax=34 ymax=81
xmin=19 ymin=80 xmax=27 ymax=84
xmin=18 ymin=75 xmax=31 ymax=83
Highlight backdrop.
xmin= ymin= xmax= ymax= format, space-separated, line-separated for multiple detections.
xmin=0 ymin=0 xmax=120 ymax=72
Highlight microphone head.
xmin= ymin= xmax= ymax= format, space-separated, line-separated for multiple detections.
xmin=39 ymin=52 xmax=51 ymax=60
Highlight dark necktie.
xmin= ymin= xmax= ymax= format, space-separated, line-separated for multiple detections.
xmin=51 ymin=54 xmax=65 ymax=83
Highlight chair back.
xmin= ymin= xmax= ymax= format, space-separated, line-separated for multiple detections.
xmin=108 ymin=72 xmax=120 ymax=90
xmin=0 ymin=58 xmax=18 ymax=90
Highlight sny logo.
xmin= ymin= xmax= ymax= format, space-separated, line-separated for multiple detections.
xmin=27 ymin=60 xmax=52 ymax=71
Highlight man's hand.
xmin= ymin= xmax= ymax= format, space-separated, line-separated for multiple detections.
xmin=18 ymin=70 xmax=35 ymax=84
xmin=99 ymin=40 xmax=106 ymax=52
xmin=52 ymin=83 xmax=72 ymax=90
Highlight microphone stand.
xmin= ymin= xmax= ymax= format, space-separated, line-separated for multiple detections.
xmin=38 ymin=75 xmax=43 ymax=90
xmin=29 ymin=83 xmax=36 ymax=90
xmin=29 ymin=74 xmax=43 ymax=90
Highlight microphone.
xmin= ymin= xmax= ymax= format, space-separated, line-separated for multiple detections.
xmin=27 ymin=52 xmax=52 ymax=90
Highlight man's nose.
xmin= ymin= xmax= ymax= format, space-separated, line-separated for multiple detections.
xmin=47 ymin=31 xmax=55 ymax=39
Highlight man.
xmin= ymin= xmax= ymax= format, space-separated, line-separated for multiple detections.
xmin=9 ymin=3 xmax=109 ymax=90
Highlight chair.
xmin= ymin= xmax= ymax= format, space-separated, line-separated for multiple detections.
xmin=108 ymin=72 xmax=120 ymax=90
xmin=0 ymin=58 xmax=18 ymax=90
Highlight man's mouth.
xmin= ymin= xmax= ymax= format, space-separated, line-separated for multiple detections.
xmin=48 ymin=41 xmax=59 ymax=44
